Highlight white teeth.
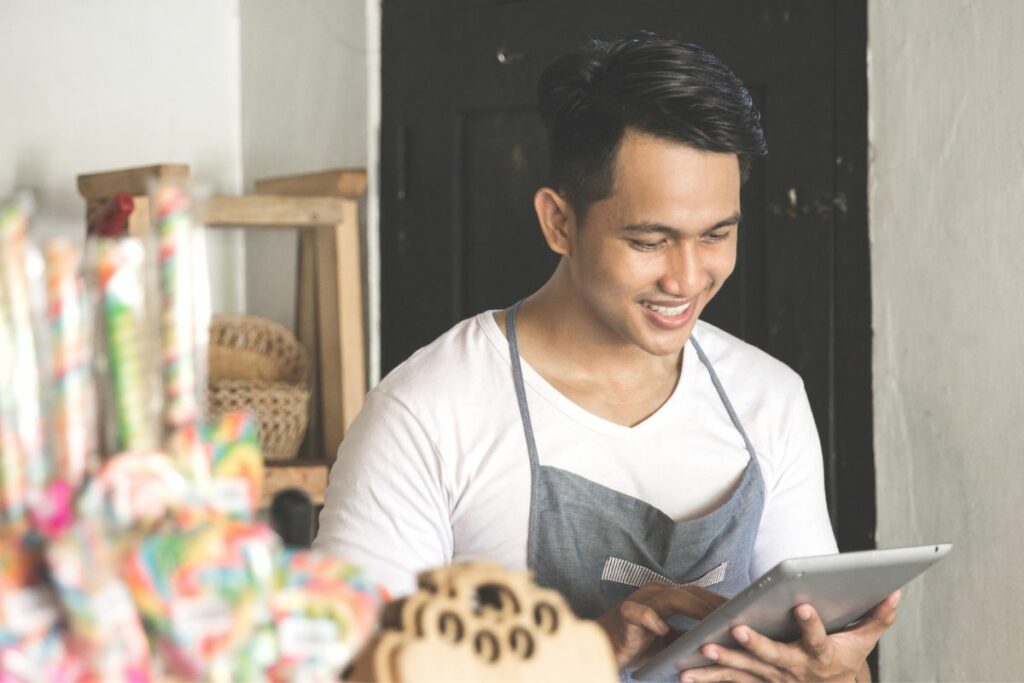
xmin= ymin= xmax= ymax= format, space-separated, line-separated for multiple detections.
xmin=642 ymin=301 xmax=692 ymax=316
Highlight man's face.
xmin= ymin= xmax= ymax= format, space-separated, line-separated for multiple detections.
xmin=566 ymin=129 xmax=741 ymax=358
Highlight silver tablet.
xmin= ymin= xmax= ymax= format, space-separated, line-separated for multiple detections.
xmin=632 ymin=543 xmax=953 ymax=682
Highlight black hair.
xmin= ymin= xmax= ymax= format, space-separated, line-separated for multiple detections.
xmin=538 ymin=32 xmax=767 ymax=219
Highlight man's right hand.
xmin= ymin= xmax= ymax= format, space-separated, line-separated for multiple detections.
xmin=596 ymin=583 xmax=728 ymax=667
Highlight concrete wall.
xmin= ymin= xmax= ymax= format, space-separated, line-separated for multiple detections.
xmin=869 ymin=1 xmax=1024 ymax=678
xmin=239 ymin=0 xmax=369 ymax=349
xmin=0 ymin=1 xmax=245 ymax=313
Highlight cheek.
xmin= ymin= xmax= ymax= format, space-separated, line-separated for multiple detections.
xmin=581 ymin=242 xmax=643 ymax=285
xmin=712 ymin=245 xmax=738 ymax=282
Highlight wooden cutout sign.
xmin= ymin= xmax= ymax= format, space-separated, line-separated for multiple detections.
xmin=349 ymin=563 xmax=617 ymax=682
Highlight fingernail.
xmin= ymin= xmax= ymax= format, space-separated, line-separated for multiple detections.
xmin=798 ymin=605 xmax=813 ymax=620
xmin=704 ymin=647 xmax=719 ymax=661
xmin=735 ymin=628 xmax=749 ymax=644
xmin=682 ymin=677 xmax=696 ymax=683
xmin=891 ymin=592 xmax=902 ymax=607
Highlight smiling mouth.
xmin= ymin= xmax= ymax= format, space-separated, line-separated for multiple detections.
xmin=640 ymin=300 xmax=694 ymax=316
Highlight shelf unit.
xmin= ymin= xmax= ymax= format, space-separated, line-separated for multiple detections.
xmin=77 ymin=165 xmax=367 ymax=507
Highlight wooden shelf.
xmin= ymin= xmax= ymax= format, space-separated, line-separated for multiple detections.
xmin=77 ymin=165 xmax=367 ymax=513
xmin=261 ymin=463 xmax=329 ymax=508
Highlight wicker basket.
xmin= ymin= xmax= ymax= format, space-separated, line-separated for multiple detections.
xmin=207 ymin=380 xmax=309 ymax=461
xmin=207 ymin=315 xmax=310 ymax=461
xmin=209 ymin=315 xmax=309 ymax=384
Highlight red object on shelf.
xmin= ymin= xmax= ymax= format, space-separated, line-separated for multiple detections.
xmin=89 ymin=192 xmax=134 ymax=236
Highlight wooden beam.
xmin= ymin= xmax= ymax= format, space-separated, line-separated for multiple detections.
xmin=313 ymin=204 xmax=366 ymax=459
xmin=261 ymin=464 xmax=329 ymax=508
xmin=206 ymin=195 xmax=348 ymax=226
xmin=255 ymin=169 xmax=367 ymax=199
xmin=77 ymin=164 xmax=189 ymax=200
xmin=295 ymin=232 xmax=323 ymax=460
xmin=335 ymin=209 xmax=367 ymax=436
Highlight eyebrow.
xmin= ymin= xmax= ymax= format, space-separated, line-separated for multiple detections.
xmin=621 ymin=212 xmax=742 ymax=238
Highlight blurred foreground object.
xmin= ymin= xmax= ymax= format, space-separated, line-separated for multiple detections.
xmin=350 ymin=562 xmax=617 ymax=682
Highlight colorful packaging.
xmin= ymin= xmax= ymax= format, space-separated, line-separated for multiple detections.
xmin=45 ymin=520 xmax=150 ymax=681
xmin=43 ymin=239 xmax=94 ymax=494
xmin=0 ymin=289 xmax=25 ymax=528
xmin=0 ymin=195 xmax=46 ymax=528
xmin=204 ymin=412 xmax=264 ymax=520
xmin=76 ymin=451 xmax=190 ymax=533
xmin=267 ymin=551 xmax=382 ymax=682
xmin=122 ymin=514 xmax=278 ymax=679
xmin=91 ymin=238 xmax=158 ymax=455
xmin=150 ymin=182 xmax=209 ymax=434
xmin=0 ymin=531 xmax=60 ymax=650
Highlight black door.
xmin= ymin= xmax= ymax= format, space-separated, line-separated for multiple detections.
xmin=380 ymin=0 xmax=873 ymax=558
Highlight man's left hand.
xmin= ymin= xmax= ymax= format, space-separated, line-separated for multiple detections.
xmin=678 ymin=590 xmax=900 ymax=682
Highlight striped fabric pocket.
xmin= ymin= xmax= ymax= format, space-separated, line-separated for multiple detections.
xmin=600 ymin=556 xmax=728 ymax=590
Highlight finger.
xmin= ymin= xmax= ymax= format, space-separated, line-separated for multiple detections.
xmin=794 ymin=603 xmax=829 ymax=656
xmin=679 ymin=584 xmax=729 ymax=610
xmin=680 ymin=665 xmax=762 ymax=683
xmin=701 ymin=643 xmax=784 ymax=681
xmin=620 ymin=600 xmax=670 ymax=636
xmin=731 ymin=624 xmax=793 ymax=669
xmin=850 ymin=590 xmax=901 ymax=642
xmin=649 ymin=586 xmax=722 ymax=620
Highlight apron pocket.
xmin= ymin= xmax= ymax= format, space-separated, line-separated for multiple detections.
xmin=600 ymin=556 xmax=728 ymax=590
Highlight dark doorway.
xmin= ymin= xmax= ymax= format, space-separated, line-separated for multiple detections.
xmin=380 ymin=0 xmax=873 ymax=573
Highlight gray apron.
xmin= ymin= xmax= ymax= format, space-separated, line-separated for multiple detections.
xmin=506 ymin=301 xmax=766 ymax=621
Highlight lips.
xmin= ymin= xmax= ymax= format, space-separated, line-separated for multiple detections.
xmin=640 ymin=300 xmax=692 ymax=316
xmin=638 ymin=297 xmax=697 ymax=330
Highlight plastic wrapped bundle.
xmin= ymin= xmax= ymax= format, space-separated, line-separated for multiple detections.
xmin=45 ymin=520 xmax=150 ymax=681
xmin=122 ymin=512 xmax=279 ymax=680
xmin=267 ymin=550 xmax=383 ymax=682
xmin=204 ymin=412 xmax=264 ymax=521
xmin=0 ymin=195 xmax=45 ymax=530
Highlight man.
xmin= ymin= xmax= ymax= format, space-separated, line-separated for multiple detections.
xmin=315 ymin=34 xmax=897 ymax=681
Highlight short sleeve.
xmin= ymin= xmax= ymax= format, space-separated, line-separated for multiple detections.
xmin=313 ymin=388 xmax=454 ymax=597
xmin=749 ymin=380 xmax=838 ymax=580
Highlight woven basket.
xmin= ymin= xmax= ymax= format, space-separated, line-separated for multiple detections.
xmin=207 ymin=315 xmax=310 ymax=461
xmin=209 ymin=315 xmax=308 ymax=384
xmin=207 ymin=380 xmax=309 ymax=461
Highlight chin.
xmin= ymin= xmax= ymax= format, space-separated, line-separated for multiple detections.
xmin=632 ymin=326 xmax=692 ymax=358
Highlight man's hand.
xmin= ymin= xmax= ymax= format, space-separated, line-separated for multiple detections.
xmin=679 ymin=590 xmax=901 ymax=682
xmin=596 ymin=583 xmax=728 ymax=667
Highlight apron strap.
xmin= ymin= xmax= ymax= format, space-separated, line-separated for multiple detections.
xmin=689 ymin=336 xmax=760 ymax=465
xmin=507 ymin=300 xmax=541 ymax=470
xmin=506 ymin=301 xmax=761 ymax=470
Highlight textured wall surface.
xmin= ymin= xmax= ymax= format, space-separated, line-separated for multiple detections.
xmin=869 ymin=1 xmax=1024 ymax=678
xmin=0 ymin=1 xmax=245 ymax=312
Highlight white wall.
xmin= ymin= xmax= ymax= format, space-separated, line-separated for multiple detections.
xmin=869 ymin=1 xmax=1024 ymax=678
xmin=239 ymin=0 xmax=369 ymax=345
xmin=0 ymin=1 xmax=246 ymax=313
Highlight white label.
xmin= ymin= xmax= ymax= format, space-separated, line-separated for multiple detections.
xmin=171 ymin=594 xmax=234 ymax=641
xmin=210 ymin=477 xmax=253 ymax=517
xmin=277 ymin=616 xmax=342 ymax=660
xmin=3 ymin=587 xmax=60 ymax=635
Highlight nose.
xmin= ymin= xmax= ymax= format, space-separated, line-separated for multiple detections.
xmin=658 ymin=241 xmax=707 ymax=298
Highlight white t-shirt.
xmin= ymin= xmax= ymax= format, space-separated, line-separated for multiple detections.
xmin=314 ymin=312 xmax=838 ymax=597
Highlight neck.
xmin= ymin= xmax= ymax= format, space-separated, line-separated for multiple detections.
xmin=517 ymin=263 xmax=682 ymax=389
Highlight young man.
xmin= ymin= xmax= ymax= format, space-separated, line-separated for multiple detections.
xmin=315 ymin=34 xmax=897 ymax=680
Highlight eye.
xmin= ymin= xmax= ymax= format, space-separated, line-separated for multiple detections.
xmin=702 ymin=230 xmax=731 ymax=243
xmin=628 ymin=239 xmax=666 ymax=252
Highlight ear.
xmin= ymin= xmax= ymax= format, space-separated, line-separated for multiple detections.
xmin=533 ymin=187 xmax=576 ymax=257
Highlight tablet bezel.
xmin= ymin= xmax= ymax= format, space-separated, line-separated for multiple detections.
xmin=632 ymin=543 xmax=952 ymax=682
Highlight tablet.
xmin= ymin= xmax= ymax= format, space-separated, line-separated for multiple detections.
xmin=632 ymin=543 xmax=952 ymax=682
